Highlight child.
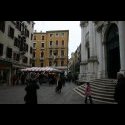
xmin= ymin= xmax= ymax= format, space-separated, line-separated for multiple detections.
xmin=85 ymin=82 xmax=93 ymax=104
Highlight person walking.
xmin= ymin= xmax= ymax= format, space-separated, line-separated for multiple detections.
xmin=84 ymin=82 xmax=93 ymax=104
xmin=55 ymin=74 xmax=63 ymax=94
xmin=24 ymin=72 xmax=40 ymax=104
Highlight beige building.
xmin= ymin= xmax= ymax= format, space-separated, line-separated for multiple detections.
xmin=33 ymin=30 xmax=69 ymax=71
xmin=0 ymin=21 xmax=34 ymax=85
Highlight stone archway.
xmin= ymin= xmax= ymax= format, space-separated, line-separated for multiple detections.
xmin=106 ymin=24 xmax=120 ymax=79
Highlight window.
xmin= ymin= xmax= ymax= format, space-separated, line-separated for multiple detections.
xmin=23 ymin=56 xmax=28 ymax=63
xmin=8 ymin=26 xmax=14 ymax=39
xmin=61 ymin=50 xmax=64 ymax=56
xmin=41 ymin=51 xmax=44 ymax=57
xmin=16 ymin=54 xmax=20 ymax=61
xmin=23 ymin=43 xmax=28 ymax=52
xmin=32 ymin=63 xmax=35 ymax=67
xmin=56 ymin=40 xmax=58 ymax=46
xmin=6 ymin=47 xmax=12 ymax=58
xmin=87 ymin=47 xmax=90 ymax=59
xmin=62 ymin=40 xmax=64 ymax=46
xmin=13 ymin=53 xmax=20 ymax=61
xmin=41 ymin=43 xmax=44 ymax=48
xmin=61 ymin=61 xmax=64 ymax=66
xmin=50 ymin=34 xmax=53 ymax=37
xmin=50 ymin=50 xmax=52 ymax=56
xmin=49 ymin=61 xmax=52 ymax=66
xmin=25 ymin=44 xmax=28 ymax=52
xmin=62 ymin=33 xmax=64 ymax=37
xmin=30 ymin=58 xmax=32 ymax=64
xmin=0 ymin=21 xmax=5 ymax=33
xmin=31 ymin=34 xmax=33 ymax=40
xmin=56 ymin=33 xmax=59 ymax=37
xmin=41 ymin=62 xmax=44 ymax=67
xmin=0 ymin=43 xmax=3 ymax=56
xmin=42 ymin=36 xmax=44 ymax=40
xmin=33 ymin=43 xmax=36 ymax=48
xmin=34 ymin=36 xmax=36 ymax=40
xmin=14 ymin=38 xmax=20 ymax=48
xmin=30 ymin=47 xmax=33 ymax=54
xmin=13 ymin=53 xmax=16 ymax=61
xmin=33 ymin=51 xmax=35 ymax=57
xmin=55 ymin=50 xmax=58 ymax=56
xmin=50 ymin=41 xmax=53 ymax=46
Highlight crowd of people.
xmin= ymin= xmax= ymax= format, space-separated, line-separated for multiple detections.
xmin=10 ymin=69 xmax=125 ymax=104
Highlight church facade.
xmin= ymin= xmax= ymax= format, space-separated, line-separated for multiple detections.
xmin=79 ymin=21 xmax=125 ymax=81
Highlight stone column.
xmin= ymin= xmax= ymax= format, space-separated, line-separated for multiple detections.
xmin=89 ymin=21 xmax=95 ymax=57
xmin=96 ymin=31 xmax=103 ymax=78
xmin=79 ymin=21 xmax=88 ymax=79
xmin=118 ymin=21 xmax=125 ymax=76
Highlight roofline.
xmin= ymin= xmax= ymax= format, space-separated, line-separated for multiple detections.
xmin=33 ymin=32 xmax=46 ymax=34
xmin=46 ymin=30 xmax=69 ymax=33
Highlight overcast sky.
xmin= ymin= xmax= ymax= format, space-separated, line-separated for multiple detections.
xmin=34 ymin=21 xmax=81 ymax=58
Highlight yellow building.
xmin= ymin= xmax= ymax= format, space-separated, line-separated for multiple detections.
xmin=33 ymin=30 xmax=69 ymax=71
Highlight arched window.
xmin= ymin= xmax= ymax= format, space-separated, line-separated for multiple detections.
xmin=61 ymin=61 xmax=64 ymax=66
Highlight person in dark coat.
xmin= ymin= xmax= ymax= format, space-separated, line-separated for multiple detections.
xmin=55 ymin=74 xmax=63 ymax=94
xmin=114 ymin=73 xmax=125 ymax=104
xmin=24 ymin=73 xmax=40 ymax=104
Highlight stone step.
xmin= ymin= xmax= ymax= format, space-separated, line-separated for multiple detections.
xmin=93 ymin=79 xmax=117 ymax=83
xmin=74 ymin=88 xmax=116 ymax=104
xmin=73 ymin=89 xmax=116 ymax=104
xmin=73 ymin=78 xmax=117 ymax=104
xmin=80 ymin=84 xmax=115 ymax=91
xmin=89 ymin=81 xmax=116 ymax=86
xmin=75 ymin=87 xmax=114 ymax=98
xmin=90 ymin=83 xmax=115 ymax=89
xmin=78 ymin=86 xmax=115 ymax=94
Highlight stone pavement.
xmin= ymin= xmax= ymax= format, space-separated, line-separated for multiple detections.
xmin=0 ymin=82 xmax=86 ymax=104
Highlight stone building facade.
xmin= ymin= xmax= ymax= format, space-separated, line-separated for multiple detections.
xmin=79 ymin=21 xmax=125 ymax=81
xmin=0 ymin=21 xmax=34 ymax=85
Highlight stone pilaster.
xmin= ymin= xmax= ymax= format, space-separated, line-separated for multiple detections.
xmin=118 ymin=21 xmax=125 ymax=77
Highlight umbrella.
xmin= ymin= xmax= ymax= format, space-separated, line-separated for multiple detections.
xmin=20 ymin=67 xmax=61 ymax=73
